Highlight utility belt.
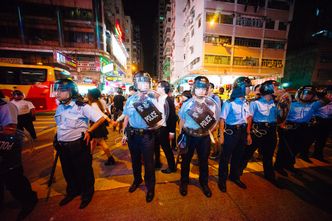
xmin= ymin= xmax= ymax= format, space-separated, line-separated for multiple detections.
xmin=252 ymin=122 xmax=277 ymax=129
xmin=224 ymin=123 xmax=247 ymax=136
xmin=183 ymin=127 xmax=209 ymax=137
xmin=251 ymin=122 xmax=276 ymax=138
xmin=58 ymin=137 xmax=83 ymax=147
xmin=127 ymin=127 xmax=155 ymax=136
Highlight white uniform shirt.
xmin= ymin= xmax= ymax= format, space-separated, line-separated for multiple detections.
xmin=11 ymin=100 xmax=35 ymax=115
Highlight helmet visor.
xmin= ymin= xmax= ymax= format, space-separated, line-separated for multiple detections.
xmin=195 ymin=81 xmax=208 ymax=89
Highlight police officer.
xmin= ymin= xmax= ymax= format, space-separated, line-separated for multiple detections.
xmin=178 ymin=76 xmax=220 ymax=198
xmin=312 ymin=85 xmax=332 ymax=161
xmin=0 ymin=90 xmax=38 ymax=220
xmin=274 ymin=85 xmax=328 ymax=176
xmin=240 ymin=80 xmax=279 ymax=185
xmin=122 ymin=72 xmax=162 ymax=203
xmin=218 ymin=77 xmax=251 ymax=192
xmin=154 ymin=80 xmax=176 ymax=173
xmin=54 ymin=79 xmax=106 ymax=209
xmin=10 ymin=90 xmax=37 ymax=140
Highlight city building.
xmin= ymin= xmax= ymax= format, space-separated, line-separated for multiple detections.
xmin=168 ymin=0 xmax=295 ymax=91
xmin=162 ymin=0 xmax=172 ymax=81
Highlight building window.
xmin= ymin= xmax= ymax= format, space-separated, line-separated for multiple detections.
xmin=204 ymin=55 xmax=231 ymax=65
xmin=278 ymin=21 xmax=287 ymax=30
xmin=233 ymin=57 xmax=259 ymax=66
xmin=191 ymin=29 xmax=194 ymax=37
xmin=265 ymin=19 xmax=275 ymax=29
xmin=62 ymin=7 xmax=93 ymax=21
xmin=268 ymin=0 xmax=290 ymax=10
xmin=263 ymin=40 xmax=285 ymax=49
xmin=206 ymin=12 xmax=233 ymax=24
xmin=204 ymin=35 xmax=232 ymax=45
xmin=236 ymin=16 xmax=264 ymax=28
xmin=235 ymin=37 xmax=261 ymax=48
xmin=198 ymin=18 xmax=201 ymax=28
xmin=261 ymin=59 xmax=283 ymax=68
xmin=320 ymin=53 xmax=332 ymax=63
xmin=190 ymin=46 xmax=194 ymax=54
xmin=238 ymin=0 xmax=264 ymax=6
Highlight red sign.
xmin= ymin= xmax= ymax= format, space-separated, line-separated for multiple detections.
xmin=188 ymin=79 xmax=194 ymax=85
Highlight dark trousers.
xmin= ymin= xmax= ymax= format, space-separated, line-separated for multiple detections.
xmin=312 ymin=118 xmax=332 ymax=157
xmin=275 ymin=125 xmax=311 ymax=169
xmin=242 ymin=126 xmax=277 ymax=179
xmin=127 ymin=133 xmax=155 ymax=191
xmin=219 ymin=127 xmax=246 ymax=183
xmin=0 ymin=165 xmax=36 ymax=207
xmin=17 ymin=113 xmax=36 ymax=139
xmin=58 ymin=138 xmax=94 ymax=200
xmin=154 ymin=126 xmax=176 ymax=170
xmin=181 ymin=135 xmax=211 ymax=185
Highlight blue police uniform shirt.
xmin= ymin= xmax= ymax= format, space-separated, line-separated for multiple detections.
xmin=211 ymin=94 xmax=222 ymax=109
xmin=315 ymin=101 xmax=332 ymax=119
xmin=123 ymin=93 xmax=160 ymax=129
xmin=249 ymin=97 xmax=277 ymax=123
xmin=220 ymin=98 xmax=249 ymax=125
xmin=55 ymin=101 xmax=103 ymax=142
xmin=287 ymin=100 xmax=323 ymax=123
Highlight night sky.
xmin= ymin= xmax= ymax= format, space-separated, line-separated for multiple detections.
xmin=123 ymin=0 xmax=158 ymax=74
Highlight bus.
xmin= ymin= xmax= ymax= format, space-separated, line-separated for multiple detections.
xmin=0 ymin=63 xmax=71 ymax=112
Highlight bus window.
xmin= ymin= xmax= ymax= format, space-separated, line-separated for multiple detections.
xmin=20 ymin=68 xmax=47 ymax=84
xmin=0 ymin=67 xmax=20 ymax=84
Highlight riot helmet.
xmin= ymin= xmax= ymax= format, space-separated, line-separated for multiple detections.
xmin=54 ymin=79 xmax=79 ymax=104
xmin=295 ymin=85 xmax=316 ymax=103
xmin=133 ymin=72 xmax=151 ymax=92
xmin=192 ymin=76 xmax=209 ymax=97
xmin=87 ymin=88 xmax=101 ymax=100
xmin=260 ymin=80 xmax=280 ymax=96
xmin=230 ymin=77 xmax=252 ymax=99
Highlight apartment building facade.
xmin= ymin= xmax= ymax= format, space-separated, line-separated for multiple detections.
xmin=169 ymin=0 xmax=295 ymax=89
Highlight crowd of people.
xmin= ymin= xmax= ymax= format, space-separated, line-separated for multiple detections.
xmin=0 ymin=72 xmax=331 ymax=219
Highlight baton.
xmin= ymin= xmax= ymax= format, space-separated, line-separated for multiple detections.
xmin=46 ymin=151 xmax=59 ymax=201
xmin=208 ymin=130 xmax=215 ymax=144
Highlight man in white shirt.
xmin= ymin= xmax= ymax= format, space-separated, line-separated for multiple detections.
xmin=10 ymin=90 xmax=37 ymax=140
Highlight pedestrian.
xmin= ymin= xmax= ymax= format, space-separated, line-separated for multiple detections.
xmin=240 ymin=80 xmax=280 ymax=186
xmin=311 ymin=85 xmax=332 ymax=161
xmin=0 ymin=90 xmax=38 ymax=220
xmin=113 ymin=88 xmax=126 ymax=132
xmin=53 ymin=79 xmax=107 ymax=209
xmin=154 ymin=80 xmax=177 ymax=173
xmin=122 ymin=72 xmax=163 ymax=203
xmin=274 ymin=85 xmax=329 ymax=176
xmin=10 ymin=90 xmax=37 ymax=140
xmin=218 ymin=77 xmax=252 ymax=193
xmin=178 ymin=76 xmax=220 ymax=198
xmin=87 ymin=88 xmax=116 ymax=166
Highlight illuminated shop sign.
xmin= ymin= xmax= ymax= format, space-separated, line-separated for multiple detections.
xmin=53 ymin=51 xmax=77 ymax=69
xmin=111 ymin=33 xmax=127 ymax=68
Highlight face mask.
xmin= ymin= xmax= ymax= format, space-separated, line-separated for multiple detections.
xmin=195 ymin=88 xmax=206 ymax=97
xmin=137 ymin=82 xmax=150 ymax=92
